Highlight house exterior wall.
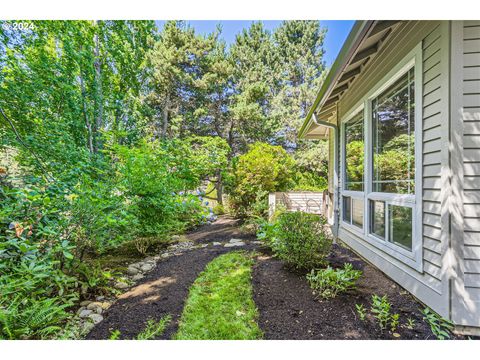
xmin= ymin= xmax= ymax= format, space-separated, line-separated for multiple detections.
xmin=335 ymin=21 xmax=452 ymax=318
xmin=450 ymin=20 xmax=480 ymax=331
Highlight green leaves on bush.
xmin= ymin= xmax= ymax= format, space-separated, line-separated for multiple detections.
xmin=370 ymin=294 xmax=399 ymax=332
xmin=263 ymin=211 xmax=332 ymax=270
xmin=307 ymin=263 xmax=362 ymax=299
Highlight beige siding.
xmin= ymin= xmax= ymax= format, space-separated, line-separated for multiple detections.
xmin=336 ymin=21 xmax=450 ymax=317
xmin=462 ymin=20 xmax=480 ymax=320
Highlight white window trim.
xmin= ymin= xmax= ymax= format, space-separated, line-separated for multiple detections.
xmin=340 ymin=106 xmax=365 ymax=234
xmin=339 ymin=42 xmax=423 ymax=272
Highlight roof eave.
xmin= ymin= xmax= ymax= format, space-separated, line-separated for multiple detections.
xmin=298 ymin=20 xmax=376 ymax=139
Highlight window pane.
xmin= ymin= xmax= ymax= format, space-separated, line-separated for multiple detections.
xmin=352 ymin=198 xmax=364 ymax=228
xmin=343 ymin=196 xmax=351 ymax=223
xmin=389 ymin=205 xmax=413 ymax=250
xmin=370 ymin=200 xmax=385 ymax=239
xmin=344 ymin=111 xmax=364 ymax=191
xmin=372 ymin=68 xmax=415 ymax=194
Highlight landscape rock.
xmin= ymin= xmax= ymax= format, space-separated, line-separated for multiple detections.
xmin=86 ymin=302 xmax=103 ymax=310
xmin=229 ymin=238 xmax=244 ymax=243
xmin=132 ymin=274 xmax=144 ymax=281
xmin=140 ymin=263 xmax=154 ymax=272
xmin=161 ymin=253 xmax=170 ymax=258
xmin=96 ymin=296 xmax=105 ymax=301
xmin=224 ymin=241 xmax=245 ymax=247
xmin=127 ymin=265 xmax=140 ymax=275
xmin=212 ymin=242 xmax=222 ymax=246
xmin=80 ymin=300 xmax=92 ymax=307
xmin=88 ymin=313 xmax=104 ymax=325
xmin=100 ymin=302 xmax=111 ymax=310
xmin=78 ymin=309 xmax=93 ymax=318
xmin=114 ymin=281 xmax=129 ymax=290
xmin=81 ymin=321 xmax=95 ymax=334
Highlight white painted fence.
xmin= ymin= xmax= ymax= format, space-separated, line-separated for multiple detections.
xmin=268 ymin=191 xmax=326 ymax=219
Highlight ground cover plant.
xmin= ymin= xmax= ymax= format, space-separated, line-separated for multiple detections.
xmin=174 ymin=251 xmax=263 ymax=340
xmin=307 ymin=263 xmax=362 ymax=299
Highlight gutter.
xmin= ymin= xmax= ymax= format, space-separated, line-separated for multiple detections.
xmin=298 ymin=20 xmax=376 ymax=139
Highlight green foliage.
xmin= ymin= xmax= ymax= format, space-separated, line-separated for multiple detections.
xmin=422 ymin=307 xmax=454 ymax=340
xmin=390 ymin=313 xmax=400 ymax=333
xmin=370 ymin=294 xmax=393 ymax=331
xmin=109 ymin=330 xmax=121 ymax=340
xmin=356 ymin=304 xmax=367 ymax=321
xmin=136 ymin=315 xmax=172 ymax=340
xmin=226 ymin=142 xmax=295 ymax=218
xmin=213 ymin=204 xmax=225 ymax=215
xmin=406 ymin=317 xmax=416 ymax=330
xmin=307 ymin=263 xmax=362 ymax=299
xmin=174 ymin=252 xmax=263 ymax=340
xmin=263 ymin=211 xmax=332 ymax=270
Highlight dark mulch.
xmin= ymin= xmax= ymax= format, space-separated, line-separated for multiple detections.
xmin=86 ymin=217 xmax=258 ymax=340
xmin=252 ymin=244 xmax=462 ymax=340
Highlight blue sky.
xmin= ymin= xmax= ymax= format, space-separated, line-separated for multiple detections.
xmin=155 ymin=20 xmax=354 ymax=66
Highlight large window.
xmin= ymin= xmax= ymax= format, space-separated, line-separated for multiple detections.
xmin=372 ymin=68 xmax=415 ymax=194
xmin=342 ymin=110 xmax=364 ymax=230
xmin=339 ymin=44 xmax=422 ymax=270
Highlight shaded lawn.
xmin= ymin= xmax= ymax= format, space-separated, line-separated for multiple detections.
xmin=174 ymin=251 xmax=263 ymax=340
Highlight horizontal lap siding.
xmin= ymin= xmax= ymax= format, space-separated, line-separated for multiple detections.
xmin=463 ymin=21 xmax=480 ymax=296
xmin=422 ymin=24 xmax=444 ymax=282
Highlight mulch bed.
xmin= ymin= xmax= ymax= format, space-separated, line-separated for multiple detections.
xmin=87 ymin=216 xmax=467 ymax=340
xmin=252 ymin=244 xmax=462 ymax=340
xmin=86 ymin=217 xmax=258 ymax=340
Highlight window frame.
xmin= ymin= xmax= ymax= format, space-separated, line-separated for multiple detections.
xmin=340 ymin=105 xmax=365 ymax=234
xmin=339 ymin=42 xmax=423 ymax=272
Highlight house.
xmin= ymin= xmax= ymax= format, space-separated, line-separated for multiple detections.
xmin=299 ymin=20 xmax=480 ymax=335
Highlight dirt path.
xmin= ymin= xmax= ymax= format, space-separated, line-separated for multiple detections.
xmin=86 ymin=217 xmax=259 ymax=340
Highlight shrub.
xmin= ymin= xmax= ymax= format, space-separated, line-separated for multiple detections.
xmin=213 ymin=204 xmax=225 ymax=215
xmin=269 ymin=212 xmax=332 ymax=270
xmin=422 ymin=307 xmax=454 ymax=339
xmin=307 ymin=263 xmax=362 ymax=299
xmin=370 ymin=294 xmax=397 ymax=331
xmin=226 ymin=142 xmax=295 ymax=218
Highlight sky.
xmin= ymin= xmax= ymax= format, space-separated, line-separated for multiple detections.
xmin=155 ymin=20 xmax=354 ymax=67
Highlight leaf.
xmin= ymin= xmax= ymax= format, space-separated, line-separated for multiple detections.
xmin=63 ymin=251 xmax=74 ymax=260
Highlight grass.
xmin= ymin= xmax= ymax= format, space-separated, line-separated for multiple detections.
xmin=174 ymin=251 xmax=263 ymax=340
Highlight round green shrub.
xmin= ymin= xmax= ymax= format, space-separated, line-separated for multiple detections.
xmin=271 ymin=212 xmax=332 ymax=270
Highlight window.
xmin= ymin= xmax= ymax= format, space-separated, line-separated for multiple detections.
xmin=345 ymin=111 xmax=364 ymax=191
xmin=339 ymin=43 xmax=422 ymax=270
xmin=342 ymin=110 xmax=364 ymax=230
xmin=372 ymin=68 xmax=415 ymax=194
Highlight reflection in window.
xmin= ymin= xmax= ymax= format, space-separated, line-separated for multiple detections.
xmin=389 ymin=205 xmax=413 ymax=250
xmin=372 ymin=68 xmax=415 ymax=194
xmin=345 ymin=111 xmax=364 ymax=191
xmin=343 ymin=196 xmax=351 ymax=223
xmin=370 ymin=200 xmax=385 ymax=239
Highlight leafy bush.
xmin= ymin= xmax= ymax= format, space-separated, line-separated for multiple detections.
xmin=370 ymin=294 xmax=399 ymax=332
xmin=226 ymin=142 xmax=295 ymax=218
xmin=267 ymin=212 xmax=332 ymax=270
xmin=307 ymin=263 xmax=362 ymax=299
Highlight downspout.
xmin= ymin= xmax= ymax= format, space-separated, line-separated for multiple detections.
xmin=312 ymin=113 xmax=340 ymax=239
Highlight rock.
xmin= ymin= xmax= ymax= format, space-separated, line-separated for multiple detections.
xmin=127 ymin=265 xmax=140 ymax=275
xmin=140 ymin=263 xmax=154 ymax=272
xmin=88 ymin=313 xmax=103 ymax=324
xmin=100 ymin=302 xmax=111 ymax=310
xmin=229 ymin=238 xmax=244 ymax=243
xmin=114 ymin=281 xmax=129 ymax=290
xmin=212 ymin=242 xmax=222 ymax=246
xmin=80 ymin=300 xmax=92 ymax=307
xmin=86 ymin=302 xmax=103 ymax=310
xmin=78 ymin=309 xmax=93 ymax=318
xmin=252 ymin=241 xmax=263 ymax=245
xmin=81 ymin=321 xmax=95 ymax=334
xmin=96 ymin=296 xmax=105 ymax=301
xmin=161 ymin=253 xmax=170 ymax=258
xmin=132 ymin=274 xmax=144 ymax=281
xmin=224 ymin=242 xmax=245 ymax=247
xmin=198 ymin=244 xmax=208 ymax=248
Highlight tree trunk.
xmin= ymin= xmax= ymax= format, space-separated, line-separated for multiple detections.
xmin=79 ymin=70 xmax=94 ymax=154
xmin=215 ymin=170 xmax=224 ymax=205
xmin=93 ymin=20 xmax=103 ymax=152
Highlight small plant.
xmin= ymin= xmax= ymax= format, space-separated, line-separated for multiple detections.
xmin=422 ymin=307 xmax=454 ymax=339
xmin=109 ymin=330 xmax=121 ymax=340
xmin=356 ymin=304 xmax=367 ymax=321
xmin=370 ymin=294 xmax=392 ymax=331
xmin=133 ymin=237 xmax=154 ymax=255
xmin=406 ymin=317 xmax=416 ymax=330
xmin=307 ymin=263 xmax=362 ymax=299
xmin=390 ymin=313 xmax=400 ymax=332
xmin=136 ymin=315 xmax=172 ymax=340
